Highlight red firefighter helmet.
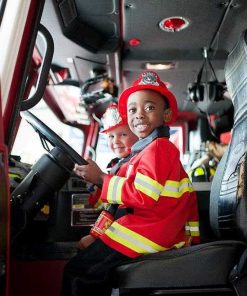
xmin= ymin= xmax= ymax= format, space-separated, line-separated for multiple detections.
xmin=101 ymin=103 xmax=128 ymax=133
xmin=118 ymin=71 xmax=178 ymax=125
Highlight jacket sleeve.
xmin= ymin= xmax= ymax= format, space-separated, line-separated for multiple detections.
xmin=88 ymin=187 xmax=103 ymax=209
xmin=101 ymin=139 xmax=179 ymax=209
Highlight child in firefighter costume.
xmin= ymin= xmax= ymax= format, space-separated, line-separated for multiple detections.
xmin=78 ymin=103 xmax=138 ymax=249
xmin=61 ymin=71 xmax=200 ymax=296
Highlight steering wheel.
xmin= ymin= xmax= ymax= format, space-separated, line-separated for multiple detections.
xmin=20 ymin=110 xmax=88 ymax=165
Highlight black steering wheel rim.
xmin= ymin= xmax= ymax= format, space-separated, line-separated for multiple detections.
xmin=21 ymin=111 xmax=88 ymax=165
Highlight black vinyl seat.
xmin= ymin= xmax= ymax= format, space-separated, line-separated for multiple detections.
xmin=112 ymin=30 xmax=247 ymax=296
xmin=114 ymin=241 xmax=245 ymax=292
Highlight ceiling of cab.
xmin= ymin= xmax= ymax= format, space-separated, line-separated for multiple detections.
xmin=41 ymin=0 xmax=247 ymax=113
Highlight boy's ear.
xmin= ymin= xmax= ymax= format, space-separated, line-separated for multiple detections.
xmin=164 ymin=108 xmax=172 ymax=123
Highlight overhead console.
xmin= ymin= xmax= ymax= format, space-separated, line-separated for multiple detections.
xmin=55 ymin=0 xmax=121 ymax=53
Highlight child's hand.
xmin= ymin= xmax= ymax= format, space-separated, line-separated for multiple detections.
xmin=74 ymin=159 xmax=106 ymax=185
xmin=78 ymin=234 xmax=96 ymax=249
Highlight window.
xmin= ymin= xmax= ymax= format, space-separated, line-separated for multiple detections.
xmin=170 ymin=126 xmax=184 ymax=161
xmin=11 ymin=99 xmax=84 ymax=165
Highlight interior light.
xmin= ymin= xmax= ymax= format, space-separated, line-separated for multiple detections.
xmin=128 ymin=39 xmax=141 ymax=46
xmin=145 ymin=62 xmax=176 ymax=70
xmin=159 ymin=17 xmax=189 ymax=32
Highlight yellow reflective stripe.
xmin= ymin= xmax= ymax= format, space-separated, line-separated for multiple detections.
xmin=105 ymin=222 xmax=169 ymax=254
xmin=161 ymin=178 xmax=194 ymax=198
xmin=185 ymin=222 xmax=190 ymax=235
xmin=107 ymin=176 xmax=125 ymax=204
xmin=185 ymin=221 xmax=200 ymax=236
xmin=134 ymin=172 xmax=163 ymax=201
xmin=94 ymin=199 xmax=103 ymax=209
xmin=174 ymin=241 xmax=185 ymax=249
xmin=188 ymin=221 xmax=200 ymax=236
xmin=210 ymin=168 xmax=215 ymax=176
xmin=194 ymin=167 xmax=205 ymax=177
xmin=9 ymin=173 xmax=21 ymax=179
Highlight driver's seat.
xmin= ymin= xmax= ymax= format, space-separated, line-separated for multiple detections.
xmin=112 ymin=30 xmax=247 ymax=296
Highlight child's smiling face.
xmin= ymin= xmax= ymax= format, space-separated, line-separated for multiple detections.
xmin=127 ymin=89 xmax=172 ymax=139
xmin=107 ymin=125 xmax=138 ymax=158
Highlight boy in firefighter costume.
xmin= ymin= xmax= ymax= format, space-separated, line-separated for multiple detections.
xmin=78 ymin=103 xmax=138 ymax=249
xmin=61 ymin=71 xmax=200 ymax=296
xmin=87 ymin=103 xmax=138 ymax=210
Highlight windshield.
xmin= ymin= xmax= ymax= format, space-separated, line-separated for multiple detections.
xmin=11 ymin=99 xmax=84 ymax=165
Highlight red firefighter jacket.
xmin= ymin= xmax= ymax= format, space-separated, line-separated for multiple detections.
xmin=99 ymin=137 xmax=200 ymax=258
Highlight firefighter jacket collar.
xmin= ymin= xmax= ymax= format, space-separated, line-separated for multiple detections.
xmin=110 ymin=126 xmax=169 ymax=175
xmin=110 ymin=154 xmax=133 ymax=174
xmin=131 ymin=125 xmax=170 ymax=154
xmin=110 ymin=125 xmax=170 ymax=175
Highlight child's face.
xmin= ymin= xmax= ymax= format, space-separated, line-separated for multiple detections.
xmin=107 ymin=125 xmax=138 ymax=158
xmin=127 ymin=89 xmax=171 ymax=139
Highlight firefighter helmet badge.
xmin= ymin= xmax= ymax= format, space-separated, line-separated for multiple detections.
xmin=101 ymin=103 xmax=126 ymax=133
xmin=139 ymin=72 xmax=159 ymax=86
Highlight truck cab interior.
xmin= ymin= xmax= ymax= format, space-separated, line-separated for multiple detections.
xmin=0 ymin=1 xmax=247 ymax=295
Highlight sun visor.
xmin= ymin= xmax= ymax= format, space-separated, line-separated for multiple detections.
xmin=55 ymin=0 xmax=120 ymax=53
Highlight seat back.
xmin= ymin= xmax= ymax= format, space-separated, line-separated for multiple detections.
xmin=210 ymin=29 xmax=247 ymax=241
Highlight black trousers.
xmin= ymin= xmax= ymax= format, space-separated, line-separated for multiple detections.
xmin=61 ymin=239 xmax=131 ymax=296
